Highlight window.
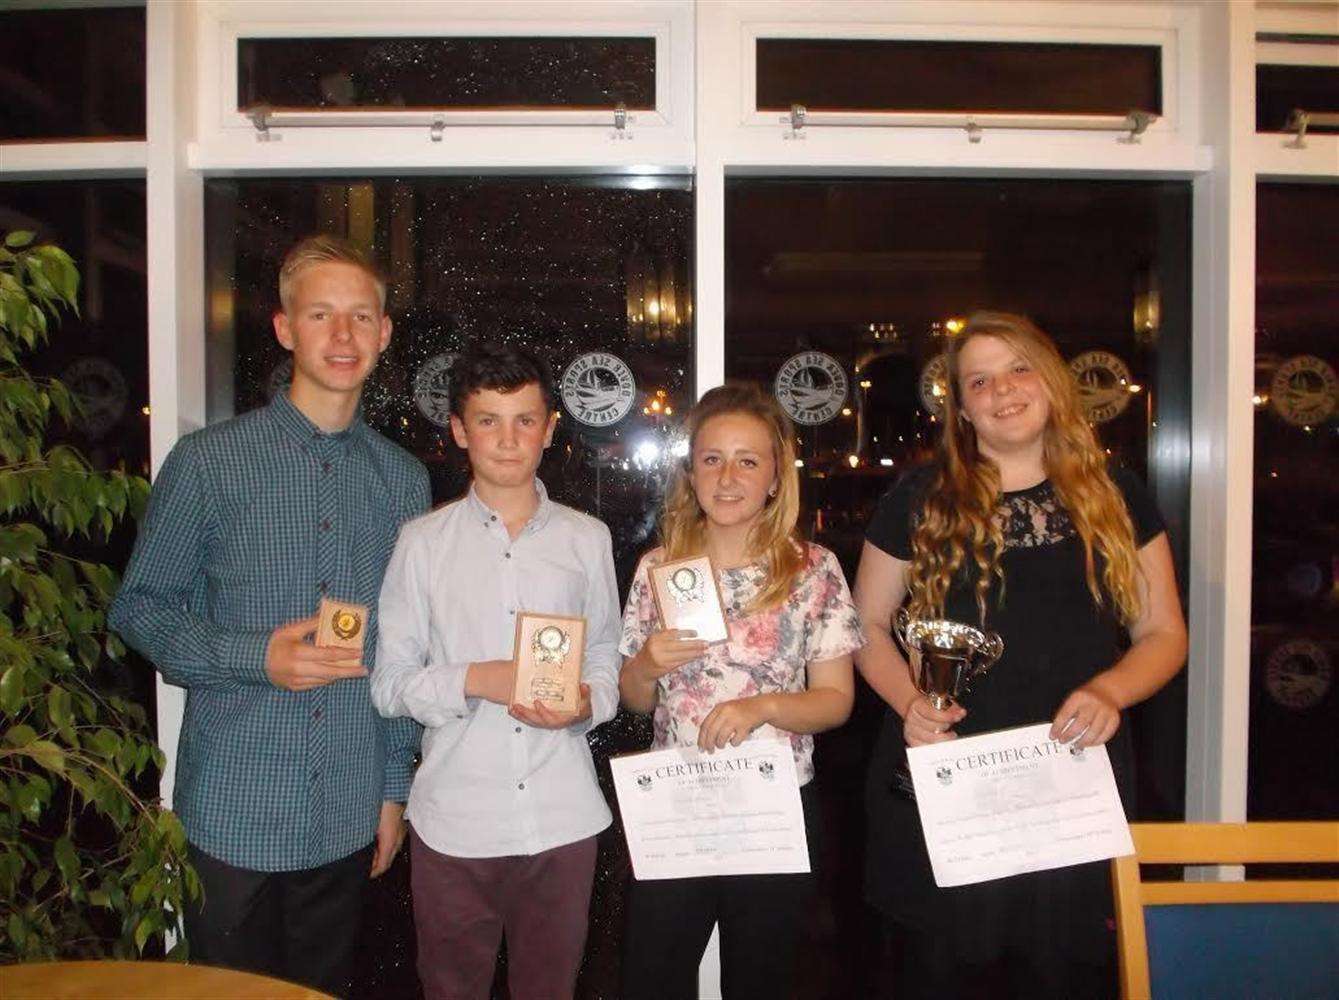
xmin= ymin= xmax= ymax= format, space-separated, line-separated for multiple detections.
xmin=1256 ymin=64 xmax=1339 ymax=134
xmin=1248 ymin=183 xmax=1338 ymax=825
xmin=726 ymin=175 xmax=1191 ymax=994
xmin=0 ymin=6 xmax=146 ymax=141
xmin=238 ymin=35 xmax=656 ymax=113
xmin=756 ymin=38 xmax=1162 ymax=117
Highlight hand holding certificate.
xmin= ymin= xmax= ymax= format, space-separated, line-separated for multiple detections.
xmin=907 ymin=722 xmax=1134 ymax=887
xmin=612 ymin=739 xmax=809 ymax=880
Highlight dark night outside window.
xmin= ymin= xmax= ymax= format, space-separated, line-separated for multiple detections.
xmin=1248 ymin=183 xmax=1338 ymax=835
xmin=0 ymin=7 xmax=146 ymax=141
xmin=238 ymin=36 xmax=656 ymax=112
xmin=206 ymin=175 xmax=692 ymax=997
xmin=1256 ymin=64 xmax=1339 ymax=133
xmin=727 ymin=176 xmax=1191 ymax=995
xmin=756 ymin=38 xmax=1161 ymax=116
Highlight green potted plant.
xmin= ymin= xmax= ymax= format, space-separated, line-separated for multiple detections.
xmin=0 ymin=230 xmax=197 ymax=961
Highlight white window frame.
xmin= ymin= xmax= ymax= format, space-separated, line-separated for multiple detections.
xmin=190 ymin=0 xmax=695 ymax=172
xmin=1252 ymin=4 xmax=1339 ymax=178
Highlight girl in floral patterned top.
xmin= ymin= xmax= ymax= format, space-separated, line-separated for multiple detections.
xmin=618 ymin=382 xmax=865 ymax=999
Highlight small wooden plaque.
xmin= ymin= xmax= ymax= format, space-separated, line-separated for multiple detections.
xmin=315 ymin=597 xmax=368 ymax=653
xmin=648 ymin=555 xmax=730 ymax=645
xmin=511 ymin=612 xmax=585 ymax=713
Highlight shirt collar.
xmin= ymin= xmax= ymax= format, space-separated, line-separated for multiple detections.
xmin=269 ymin=390 xmax=362 ymax=454
xmin=466 ymin=478 xmax=554 ymax=535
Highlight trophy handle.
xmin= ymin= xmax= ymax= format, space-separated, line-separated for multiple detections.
xmin=893 ymin=607 xmax=912 ymax=651
xmin=977 ymin=631 xmax=1005 ymax=675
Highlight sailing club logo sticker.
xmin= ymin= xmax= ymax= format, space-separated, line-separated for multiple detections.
xmin=413 ymin=353 xmax=457 ymax=429
xmin=1070 ymin=350 xmax=1134 ymax=424
xmin=560 ymin=352 xmax=637 ymax=427
xmin=774 ymin=351 xmax=848 ymax=425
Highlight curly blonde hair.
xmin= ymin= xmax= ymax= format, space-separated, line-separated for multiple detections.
xmin=660 ymin=382 xmax=805 ymax=612
xmin=907 ymin=312 xmax=1143 ymax=626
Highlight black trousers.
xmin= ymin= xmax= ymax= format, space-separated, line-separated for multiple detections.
xmin=184 ymin=841 xmax=372 ymax=998
xmin=620 ymin=784 xmax=820 ymax=1000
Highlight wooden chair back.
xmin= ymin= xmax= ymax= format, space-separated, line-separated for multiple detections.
xmin=1111 ymin=822 xmax=1339 ymax=999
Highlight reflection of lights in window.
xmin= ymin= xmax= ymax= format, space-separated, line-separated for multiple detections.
xmin=642 ymin=406 xmax=651 ymax=415
xmin=931 ymin=384 xmax=944 ymax=398
xmin=671 ymin=438 xmax=689 ymax=458
xmin=841 ymin=407 xmax=852 ymax=417
xmin=634 ymin=440 xmax=661 ymax=467
xmin=1127 ymin=384 xmax=1142 ymax=394
xmin=859 ymin=379 xmax=872 ymax=389
xmin=929 ymin=415 xmax=937 ymax=423
xmin=1252 ymin=393 xmax=1268 ymax=407
xmin=664 ymin=406 xmax=673 ymax=416
xmin=794 ymin=459 xmax=805 ymax=468
xmin=1304 ymin=425 xmax=1313 ymax=433
xmin=650 ymin=399 xmax=662 ymax=412
xmin=141 ymin=406 xmax=151 ymax=416
xmin=401 ymin=417 xmax=409 ymax=427
xmin=621 ymin=461 xmax=630 ymax=471
xmin=847 ymin=454 xmax=859 ymax=468
xmin=1270 ymin=471 xmax=1278 ymax=478
xmin=880 ymin=458 xmax=894 ymax=467
xmin=945 ymin=317 xmax=965 ymax=335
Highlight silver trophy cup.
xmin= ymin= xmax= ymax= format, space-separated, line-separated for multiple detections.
xmin=894 ymin=608 xmax=1004 ymax=711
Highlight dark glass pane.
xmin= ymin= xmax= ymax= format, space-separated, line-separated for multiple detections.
xmin=205 ymin=176 xmax=692 ymax=997
xmin=727 ymin=177 xmax=1190 ymax=996
xmin=756 ymin=38 xmax=1161 ymax=115
xmin=0 ymin=178 xmax=151 ymax=719
xmin=1248 ymin=183 xmax=1338 ymax=830
xmin=238 ymin=36 xmax=655 ymax=111
xmin=0 ymin=7 xmax=146 ymax=141
xmin=1256 ymin=64 xmax=1339 ymax=133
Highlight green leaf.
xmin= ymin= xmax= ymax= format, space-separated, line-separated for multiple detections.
xmin=133 ymin=914 xmax=154 ymax=953
xmin=53 ymin=834 xmax=78 ymax=880
xmin=0 ymin=663 xmax=23 ymax=714
xmin=4 ymin=231 xmax=34 ymax=249
xmin=5 ymin=723 xmax=36 ymax=747
xmin=47 ymin=684 xmax=73 ymax=731
xmin=26 ymin=740 xmax=65 ymax=774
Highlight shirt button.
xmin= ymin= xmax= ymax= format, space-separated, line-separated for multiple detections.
xmin=321 ymin=461 xmax=332 ymax=474
xmin=517 ymin=782 xmax=526 ymax=790
xmin=320 ymin=519 xmax=331 ymax=532
xmin=318 ymin=581 xmax=328 ymax=594
xmin=490 ymin=515 xmax=497 ymax=522
xmin=309 ymin=772 xmax=319 ymax=783
xmin=504 ymin=553 xmax=511 ymax=559
xmin=514 ymin=726 xmax=522 ymax=734
xmin=312 ymin=708 xmax=323 ymax=721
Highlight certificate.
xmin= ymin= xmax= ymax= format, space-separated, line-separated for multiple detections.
xmin=611 ymin=739 xmax=810 ymax=880
xmin=907 ymin=722 xmax=1134 ymax=888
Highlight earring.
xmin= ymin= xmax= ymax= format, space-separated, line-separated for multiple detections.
xmin=768 ymin=486 xmax=778 ymax=498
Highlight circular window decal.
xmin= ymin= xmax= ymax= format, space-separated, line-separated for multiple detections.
xmin=1269 ymin=355 xmax=1336 ymax=428
xmin=1070 ymin=350 xmax=1134 ymax=424
xmin=413 ymin=353 xmax=458 ymax=429
xmin=1265 ymin=638 xmax=1332 ymax=711
xmin=61 ymin=357 xmax=127 ymax=440
xmin=560 ymin=352 xmax=637 ymax=427
xmin=774 ymin=351 xmax=849 ymax=426
xmin=919 ymin=353 xmax=949 ymax=417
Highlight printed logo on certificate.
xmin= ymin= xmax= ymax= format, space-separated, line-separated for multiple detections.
xmin=648 ymin=555 xmax=729 ymax=645
xmin=906 ymin=722 xmax=1134 ymax=888
xmin=511 ymin=612 xmax=585 ymax=714
xmin=611 ymin=740 xmax=810 ymax=880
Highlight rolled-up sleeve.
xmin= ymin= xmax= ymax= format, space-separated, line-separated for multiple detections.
xmin=372 ymin=520 xmax=473 ymax=727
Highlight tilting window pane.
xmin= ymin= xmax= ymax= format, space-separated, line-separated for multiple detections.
xmin=1248 ymin=183 xmax=1338 ymax=828
xmin=0 ymin=7 xmax=146 ymax=140
xmin=1256 ymin=64 xmax=1339 ymax=133
xmin=756 ymin=38 xmax=1161 ymax=115
xmin=238 ymin=36 xmax=656 ymax=112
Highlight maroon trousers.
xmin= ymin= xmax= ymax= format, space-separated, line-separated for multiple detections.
xmin=409 ymin=828 xmax=597 ymax=1000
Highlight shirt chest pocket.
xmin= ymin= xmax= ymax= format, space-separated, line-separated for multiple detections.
xmin=516 ymin=557 xmax=588 ymax=619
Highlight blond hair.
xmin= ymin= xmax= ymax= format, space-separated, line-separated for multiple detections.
xmin=660 ymin=382 xmax=805 ymax=612
xmin=907 ymin=311 xmax=1143 ymax=626
xmin=278 ymin=235 xmax=386 ymax=314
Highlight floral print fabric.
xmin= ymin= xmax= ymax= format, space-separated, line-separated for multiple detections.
xmin=619 ymin=543 xmax=865 ymax=784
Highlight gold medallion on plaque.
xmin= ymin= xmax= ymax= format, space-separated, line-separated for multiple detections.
xmin=316 ymin=597 xmax=368 ymax=652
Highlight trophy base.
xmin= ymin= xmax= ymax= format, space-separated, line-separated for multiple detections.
xmin=890 ymin=767 xmax=917 ymax=801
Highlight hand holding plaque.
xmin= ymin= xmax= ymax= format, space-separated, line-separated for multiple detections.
xmin=511 ymin=612 xmax=585 ymax=714
xmin=648 ymin=555 xmax=729 ymax=645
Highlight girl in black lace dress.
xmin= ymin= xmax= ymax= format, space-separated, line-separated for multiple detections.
xmin=853 ymin=312 xmax=1187 ymax=999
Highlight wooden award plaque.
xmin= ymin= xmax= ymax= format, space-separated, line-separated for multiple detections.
xmin=511 ymin=612 xmax=586 ymax=713
xmin=315 ymin=597 xmax=369 ymax=654
xmin=648 ymin=554 xmax=730 ymax=645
